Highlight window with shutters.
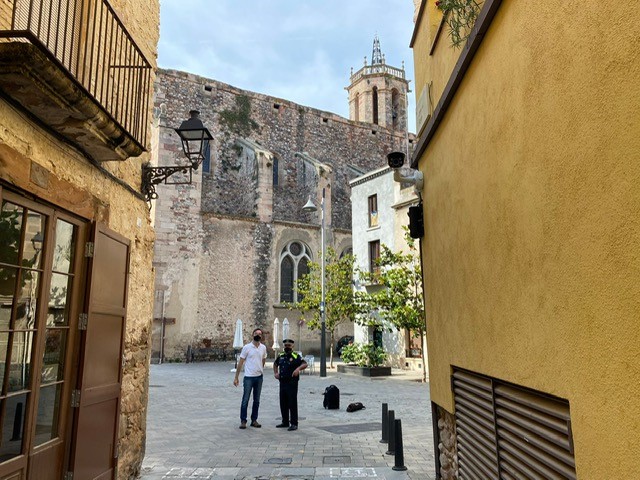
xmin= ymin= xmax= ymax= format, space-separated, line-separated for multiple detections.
xmin=452 ymin=367 xmax=577 ymax=480
xmin=279 ymin=241 xmax=311 ymax=304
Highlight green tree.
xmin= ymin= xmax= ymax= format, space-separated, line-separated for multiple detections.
xmin=292 ymin=248 xmax=360 ymax=368
xmin=358 ymin=228 xmax=427 ymax=382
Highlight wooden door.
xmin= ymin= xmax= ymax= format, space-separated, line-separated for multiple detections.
xmin=69 ymin=224 xmax=129 ymax=480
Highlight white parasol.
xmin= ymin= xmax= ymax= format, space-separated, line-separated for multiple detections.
xmin=233 ymin=318 xmax=244 ymax=349
xmin=231 ymin=318 xmax=243 ymax=372
xmin=282 ymin=318 xmax=290 ymax=342
xmin=272 ymin=317 xmax=281 ymax=350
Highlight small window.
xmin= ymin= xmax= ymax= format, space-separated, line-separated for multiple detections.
xmin=272 ymin=157 xmax=279 ymax=187
xmin=369 ymin=240 xmax=380 ymax=274
xmin=355 ymin=93 xmax=360 ymax=122
xmin=372 ymin=86 xmax=379 ymax=125
xmin=368 ymin=195 xmax=378 ymax=227
xmin=322 ymin=118 xmax=328 ymax=123
xmin=273 ymin=103 xmax=280 ymax=110
xmin=405 ymin=329 xmax=422 ymax=357
xmin=204 ymin=85 xmax=213 ymax=92
xmin=202 ymin=141 xmax=211 ymax=174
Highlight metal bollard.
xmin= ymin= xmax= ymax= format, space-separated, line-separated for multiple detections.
xmin=380 ymin=403 xmax=388 ymax=443
xmin=386 ymin=410 xmax=396 ymax=455
xmin=392 ymin=418 xmax=408 ymax=471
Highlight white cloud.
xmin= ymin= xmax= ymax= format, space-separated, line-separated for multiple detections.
xmin=158 ymin=0 xmax=417 ymax=131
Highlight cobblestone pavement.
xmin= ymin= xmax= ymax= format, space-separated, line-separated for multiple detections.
xmin=139 ymin=361 xmax=436 ymax=480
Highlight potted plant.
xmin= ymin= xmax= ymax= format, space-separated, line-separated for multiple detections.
xmin=337 ymin=342 xmax=391 ymax=377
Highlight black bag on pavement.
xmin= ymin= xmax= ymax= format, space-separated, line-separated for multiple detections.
xmin=323 ymin=385 xmax=340 ymax=409
xmin=346 ymin=402 xmax=365 ymax=412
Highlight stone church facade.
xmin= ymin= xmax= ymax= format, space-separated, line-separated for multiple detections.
xmin=151 ymin=41 xmax=412 ymax=361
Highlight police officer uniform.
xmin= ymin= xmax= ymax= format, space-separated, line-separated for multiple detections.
xmin=274 ymin=339 xmax=307 ymax=431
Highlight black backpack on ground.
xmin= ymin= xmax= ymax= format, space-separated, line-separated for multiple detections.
xmin=323 ymin=385 xmax=340 ymax=409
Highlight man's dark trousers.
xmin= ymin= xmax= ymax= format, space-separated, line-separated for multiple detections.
xmin=279 ymin=379 xmax=299 ymax=426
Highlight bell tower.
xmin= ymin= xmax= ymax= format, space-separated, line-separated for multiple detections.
xmin=346 ymin=35 xmax=410 ymax=131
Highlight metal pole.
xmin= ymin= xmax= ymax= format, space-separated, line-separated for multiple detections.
xmin=380 ymin=402 xmax=389 ymax=443
xmin=320 ymin=187 xmax=327 ymax=377
xmin=386 ymin=410 xmax=396 ymax=455
xmin=392 ymin=419 xmax=408 ymax=471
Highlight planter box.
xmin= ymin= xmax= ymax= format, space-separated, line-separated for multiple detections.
xmin=337 ymin=364 xmax=392 ymax=377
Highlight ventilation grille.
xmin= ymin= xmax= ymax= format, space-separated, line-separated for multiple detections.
xmin=453 ymin=369 xmax=576 ymax=480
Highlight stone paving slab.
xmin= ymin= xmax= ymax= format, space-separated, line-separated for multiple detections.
xmin=139 ymin=362 xmax=436 ymax=479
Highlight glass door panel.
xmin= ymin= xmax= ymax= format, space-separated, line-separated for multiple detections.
xmin=0 ymin=199 xmax=45 ymax=463
xmin=34 ymin=219 xmax=76 ymax=448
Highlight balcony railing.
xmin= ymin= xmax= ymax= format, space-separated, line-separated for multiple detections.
xmin=350 ymin=63 xmax=406 ymax=84
xmin=0 ymin=0 xmax=151 ymax=153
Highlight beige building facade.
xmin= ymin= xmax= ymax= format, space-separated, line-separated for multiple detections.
xmin=0 ymin=0 xmax=159 ymax=478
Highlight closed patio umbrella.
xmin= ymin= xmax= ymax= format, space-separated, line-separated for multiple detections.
xmin=272 ymin=318 xmax=281 ymax=358
xmin=282 ymin=318 xmax=290 ymax=344
xmin=231 ymin=319 xmax=243 ymax=372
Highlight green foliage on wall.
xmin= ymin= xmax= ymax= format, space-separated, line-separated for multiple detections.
xmin=218 ymin=95 xmax=259 ymax=137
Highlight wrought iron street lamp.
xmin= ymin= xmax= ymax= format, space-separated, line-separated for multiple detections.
xmin=302 ymin=188 xmax=327 ymax=377
xmin=141 ymin=110 xmax=213 ymax=203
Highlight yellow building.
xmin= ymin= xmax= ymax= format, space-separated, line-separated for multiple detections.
xmin=0 ymin=0 xmax=159 ymax=478
xmin=411 ymin=1 xmax=640 ymax=479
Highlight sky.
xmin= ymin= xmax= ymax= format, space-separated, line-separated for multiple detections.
xmin=158 ymin=0 xmax=417 ymax=132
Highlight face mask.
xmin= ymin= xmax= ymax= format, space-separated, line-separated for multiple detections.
xmin=253 ymin=335 xmax=261 ymax=342
xmin=284 ymin=347 xmax=293 ymax=353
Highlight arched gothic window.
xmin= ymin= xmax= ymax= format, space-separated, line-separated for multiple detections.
xmin=279 ymin=241 xmax=312 ymax=303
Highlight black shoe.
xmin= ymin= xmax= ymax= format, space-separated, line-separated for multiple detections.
xmin=287 ymin=425 xmax=298 ymax=431
xmin=239 ymin=422 xmax=247 ymax=429
xmin=276 ymin=423 xmax=289 ymax=428
xmin=250 ymin=420 xmax=261 ymax=428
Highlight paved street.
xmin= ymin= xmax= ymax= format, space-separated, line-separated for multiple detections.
xmin=140 ymin=361 xmax=436 ymax=480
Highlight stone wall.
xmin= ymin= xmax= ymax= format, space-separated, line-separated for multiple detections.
xmin=152 ymin=68 xmax=412 ymax=361
xmin=156 ymin=70 xmax=411 ymax=229
xmin=437 ymin=406 xmax=459 ymax=480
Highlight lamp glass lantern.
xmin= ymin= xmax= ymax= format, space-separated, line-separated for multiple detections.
xmin=141 ymin=110 xmax=213 ymax=203
xmin=175 ymin=110 xmax=213 ymax=169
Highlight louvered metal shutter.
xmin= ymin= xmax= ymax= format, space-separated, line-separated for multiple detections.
xmin=453 ymin=368 xmax=577 ymax=480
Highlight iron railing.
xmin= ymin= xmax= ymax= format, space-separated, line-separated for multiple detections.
xmin=350 ymin=64 xmax=406 ymax=84
xmin=0 ymin=0 xmax=152 ymax=149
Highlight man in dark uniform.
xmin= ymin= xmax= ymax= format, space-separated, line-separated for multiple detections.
xmin=273 ymin=339 xmax=307 ymax=431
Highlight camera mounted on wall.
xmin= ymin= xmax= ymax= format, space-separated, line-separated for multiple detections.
xmin=387 ymin=151 xmax=424 ymax=239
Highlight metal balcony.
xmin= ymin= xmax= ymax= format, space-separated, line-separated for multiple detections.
xmin=0 ymin=0 xmax=152 ymax=161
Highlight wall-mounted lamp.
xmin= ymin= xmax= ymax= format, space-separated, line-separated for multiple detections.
xmin=142 ymin=110 xmax=213 ymax=203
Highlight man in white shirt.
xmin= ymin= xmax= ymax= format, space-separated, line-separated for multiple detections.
xmin=233 ymin=328 xmax=267 ymax=429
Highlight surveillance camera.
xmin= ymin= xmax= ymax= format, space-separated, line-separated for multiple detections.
xmin=387 ymin=151 xmax=406 ymax=169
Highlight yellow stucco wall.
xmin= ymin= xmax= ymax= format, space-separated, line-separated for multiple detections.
xmin=413 ymin=1 xmax=640 ymax=478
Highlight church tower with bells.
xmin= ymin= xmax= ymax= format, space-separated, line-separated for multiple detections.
xmin=346 ymin=35 xmax=410 ymax=132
